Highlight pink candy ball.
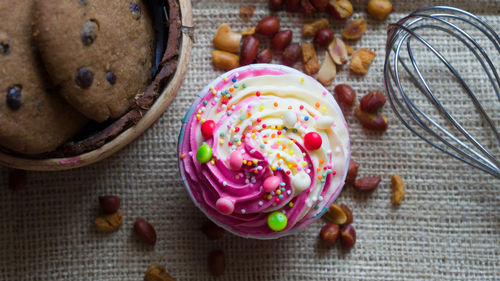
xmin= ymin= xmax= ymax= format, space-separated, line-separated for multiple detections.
xmin=229 ymin=151 xmax=243 ymax=170
xmin=263 ymin=176 xmax=280 ymax=192
xmin=304 ymin=132 xmax=322 ymax=150
xmin=215 ymin=197 xmax=234 ymax=215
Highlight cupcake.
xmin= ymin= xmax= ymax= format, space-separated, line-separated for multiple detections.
xmin=179 ymin=64 xmax=350 ymax=239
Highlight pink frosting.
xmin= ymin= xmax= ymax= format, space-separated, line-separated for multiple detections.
xmin=178 ymin=65 xmax=349 ymax=239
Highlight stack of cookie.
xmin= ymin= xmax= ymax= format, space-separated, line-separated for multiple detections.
xmin=0 ymin=0 xmax=157 ymax=156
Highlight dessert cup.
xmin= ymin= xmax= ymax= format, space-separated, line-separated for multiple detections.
xmin=178 ymin=64 xmax=350 ymax=239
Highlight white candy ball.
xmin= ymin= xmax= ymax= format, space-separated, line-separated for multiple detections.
xmin=283 ymin=111 xmax=297 ymax=128
xmin=292 ymin=171 xmax=311 ymax=193
xmin=315 ymin=116 xmax=335 ymax=130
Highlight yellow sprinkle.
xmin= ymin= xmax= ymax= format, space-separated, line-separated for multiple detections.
xmin=288 ymin=164 xmax=293 ymax=169
xmin=219 ymin=139 xmax=225 ymax=145
xmin=231 ymin=128 xmax=235 ymax=132
xmin=288 ymin=141 xmax=294 ymax=145
xmin=277 ymin=140 xmax=281 ymax=144
xmin=198 ymin=110 xmax=202 ymax=114
xmin=237 ymin=141 xmax=242 ymax=146
xmin=259 ymin=105 xmax=264 ymax=111
xmin=277 ymin=125 xmax=283 ymax=130
xmin=302 ymin=161 xmax=307 ymax=166
xmin=210 ymin=160 xmax=215 ymax=165
xmin=300 ymin=77 xmax=305 ymax=83
xmin=201 ymin=118 xmax=206 ymax=123
xmin=278 ymin=135 xmax=284 ymax=138
xmin=240 ymin=109 xmax=244 ymax=113
xmin=302 ymin=153 xmax=306 ymax=157
xmin=210 ymin=86 xmax=214 ymax=90
xmin=224 ymin=77 xmax=228 ymax=81
xmin=321 ymin=106 xmax=326 ymax=112
xmin=289 ymin=150 xmax=294 ymax=155
xmin=276 ymin=190 xmax=281 ymax=195
xmin=289 ymin=202 xmax=294 ymax=207
xmin=271 ymin=165 xmax=277 ymax=170
xmin=267 ymin=195 xmax=273 ymax=200
xmin=252 ymin=159 xmax=258 ymax=164
xmin=251 ymin=133 xmax=256 ymax=138
xmin=243 ymin=160 xmax=247 ymax=164
xmin=212 ymin=89 xmax=217 ymax=95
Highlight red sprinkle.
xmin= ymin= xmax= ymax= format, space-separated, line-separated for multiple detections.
xmin=256 ymin=91 xmax=261 ymax=97
xmin=299 ymin=105 xmax=304 ymax=110
xmin=275 ymin=198 xmax=280 ymax=203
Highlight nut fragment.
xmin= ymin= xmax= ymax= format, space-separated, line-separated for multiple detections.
xmin=240 ymin=35 xmax=259 ymax=66
xmin=8 ymin=169 xmax=26 ymax=191
xmin=360 ymin=91 xmax=386 ymax=112
xmin=367 ymin=0 xmax=393 ymax=20
xmin=134 ymin=218 xmax=157 ymax=246
xmin=334 ymin=84 xmax=356 ymax=107
xmin=212 ymin=50 xmax=239 ymax=71
xmin=302 ymin=18 xmax=329 ymax=37
xmin=301 ymin=43 xmax=320 ymax=75
xmin=327 ymin=37 xmax=348 ymax=65
xmin=391 ymin=174 xmax=405 ymax=204
xmin=340 ymin=204 xmax=353 ymax=225
xmin=94 ymin=212 xmax=123 ymax=232
xmin=350 ymin=48 xmax=376 ymax=74
xmin=328 ymin=0 xmax=353 ymax=20
xmin=346 ymin=44 xmax=354 ymax=55
xmin=239 ymin=5 xmax=256 ymax=17
xmin=282 ymin=43 xmax=302 ymax=66
xmin=241 ymin=27 xmax=256 ymax=36
xmin=145 ymin=264 xmax=176 ymax=281
xmin=300 ymin=0 xmax=317 ymax=16
xmin=344 ymin=159 xmax=359 ymax=184
xmin=323 ymin=203 xmax=347 ymax=224
xmin=353 ymin=176 xmax=381 ymax=192
xmin=212 ymin=24 xmax=242 ymax=53
xmin=320 ymin=223 xmax=340 ymax=245
xmin=342 ymin=19 xmax=367 ymax=39
xmin=208 ymin=250 xmax=225 ymax=276
xmin=354 ymin=106 xmax=388 ymax=131
xmin=340 ymin=224 xmax=356 ymax=250
xmin=317 ymin=51 xmax=336 ymax=86
xmin=201 ymin=221 xmax=225 ymax=240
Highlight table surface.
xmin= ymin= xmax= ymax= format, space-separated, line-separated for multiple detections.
xmin=1 ymin=0 xmax=499 ymax=280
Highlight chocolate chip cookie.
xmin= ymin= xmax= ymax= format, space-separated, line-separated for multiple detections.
xmin=34 ymin=0 xmax=155 ymax=122
xmin=0 ymin=0 xmax=87 ymax=155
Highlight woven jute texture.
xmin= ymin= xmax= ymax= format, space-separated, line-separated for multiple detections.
xmin=1 ymin=0 xmax=499 ymax=280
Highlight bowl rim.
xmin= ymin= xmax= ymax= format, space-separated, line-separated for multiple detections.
xmin=0 ymin=0 xmax=193 ymax=171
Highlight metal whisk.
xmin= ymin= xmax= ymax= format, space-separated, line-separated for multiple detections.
xmin=384 ymin=6 xmax=500 ymax=178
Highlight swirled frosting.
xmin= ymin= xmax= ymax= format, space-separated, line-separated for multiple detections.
xmin=179 ymin=64 xmax=350 ymax=239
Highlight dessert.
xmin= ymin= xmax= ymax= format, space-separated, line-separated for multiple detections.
xmin=0 ymin=0 xmax=86 ymax=155
xmin=33 ymin=0 xmax=155 ymax=122
xmin=179 ymin=64 xmax=350 ymax=239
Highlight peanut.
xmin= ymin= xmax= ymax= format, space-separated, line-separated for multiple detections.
xmin=302 ymin=18 xmax=329 ymax=37
xmin=360 ymin=91 xmax=386 ymax=112
xmin=285 ymin=0 xmax=300 ymax=11
xmin=320 ymin=223 xmax=340 ymax=245
xmin=145 ymin=264 xmax=176 ymax=281
xmin=334 ymin=84 xmax=356 ymax=107
xmin=212 ymin=24 xmax=242 ymax=53
xmin=344 ymin=159 xmax=358 ymax=184
xmin=350 ymin=48 xmax=376 ymax=74
xmin=342 ymin=19 xmax=367 ymax=39
xmin=272 ymin=30 xmax=293 ymax=52
xmin=212 ymin=50 xmax=239 ymax=70
xmin=239 ymin=5 xmax=256 ymax=17
xmin=323 ymin=203 xmax=347 ymax=224
xmin=340 ymin=204 xmax=353 ymax=225
xmin=328 ymin=37 xmax=348 ymax=65
xmin=353 ymin=176 xmax=381 ymax=192
xmin=256 ymin=16 xmax=280 ymax=36
xmin=94 ymin=212 xmax=123 ymax=232
xmin=256 ymin=48 xmax=273 ymax=63
xmin=301 ymin=43 xmax=320 ymax=75
xmin=317 ymin=51 xmax=337 ymax=86
xmin=367 ymin=0 xmax=393 ymax=20
xmin=391 ymin=174 xmax=405 ymax=204
xmin=310 ymin=0 xmax=328 ymax=11
xmin=282 ymin=43 xmax=302 ymax=66
xmin=300 ymin=0 xmax=317 ymax=16
xmin=328 ymin=0 xmax=353 ymax=20
xmin=340 ymin=225 xmax=356 ymax=250
xmin=240 ymin=35 xmax=259 ymax=66
xmin=354 ymin=106 xmax=388 ymax=131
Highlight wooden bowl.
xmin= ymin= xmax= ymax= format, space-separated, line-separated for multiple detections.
xmin=0 ymin=0 xmax=193 ymax=171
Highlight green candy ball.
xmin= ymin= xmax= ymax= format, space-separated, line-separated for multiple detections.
xmin=267 ymin=211 xmax=287 ymax=232
xmin=196 ymin=144 xmax=212 ymax=164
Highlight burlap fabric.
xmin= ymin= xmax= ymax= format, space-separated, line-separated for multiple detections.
xmin=1 ymin=0 xmax=499 ymax=280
